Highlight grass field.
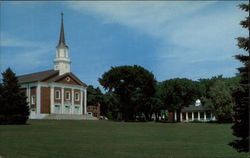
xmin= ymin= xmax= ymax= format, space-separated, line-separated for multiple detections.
xmin=0 ymin=120 xmax=248 ymax=158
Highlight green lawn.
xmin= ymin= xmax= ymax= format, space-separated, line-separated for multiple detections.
xmin=0 ymin=120 xmax=247 ymax=158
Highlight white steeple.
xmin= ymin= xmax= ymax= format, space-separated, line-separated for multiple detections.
xmin=54 ymin=12 xmax=71 ymax=75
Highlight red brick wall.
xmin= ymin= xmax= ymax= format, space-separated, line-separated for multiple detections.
xmin=87 ymin=103 xmax=100 ymax=118
xmin=41 ymin=87 xmax=50 ymax=114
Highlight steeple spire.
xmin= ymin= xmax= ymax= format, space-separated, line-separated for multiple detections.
xmin=54 ymin=12 xmax=71 ymax=75
xmin=57 ymin=12 xmax=68 ymax=48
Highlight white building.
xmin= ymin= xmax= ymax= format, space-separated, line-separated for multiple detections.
xmin=17 ymin=13 xmax=90 ymax=119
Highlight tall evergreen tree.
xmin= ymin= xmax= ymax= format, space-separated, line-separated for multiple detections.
xmin=0 ymin=68 xmax=30 ymax=124
xmin=229 ymin=3 xmax=249 ymax=153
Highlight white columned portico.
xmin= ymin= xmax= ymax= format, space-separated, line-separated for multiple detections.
xmin=50 ymin=86 xmax=54 ymax=114
xmin=191 ymin=112 xmax=194 ymax=121
xmin=36 ymin=83 xmax=41 ymax=115
xmin=84 ymin=89 xmax=87 ymax=114
xmin=62 ymin=88 xmax=64 ymax=114
xmin=180 ymin=112 xmax=182 ymax=122
xmin=198 ymin=111 xmax=200 ymax=121
xmin=71 ymin=89 xmax=74 ymax=114
xmin=186 ymin=112 xmax=188 ymax=122
xmin=80 ymin=90 xmax=83 ymax=115
xmin=204 ymin=111 xmax=207 ymax=121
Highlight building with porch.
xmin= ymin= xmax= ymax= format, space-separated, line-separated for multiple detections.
xmin=18 ymin=13 xmax=89 ymax=119
xmin=173 ymin=99 xmax=216 ymax=122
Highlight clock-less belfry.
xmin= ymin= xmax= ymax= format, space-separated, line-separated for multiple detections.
xmin=17 ymin=13 xmax=94 ymax=120
xmin=54 ymin=13 xmax=71 ymax=75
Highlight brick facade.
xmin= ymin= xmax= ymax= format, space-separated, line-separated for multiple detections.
xmin=41 ymin=87 xmax=51 ymax=114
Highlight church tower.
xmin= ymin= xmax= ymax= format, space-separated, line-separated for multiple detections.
xmin=54 ymin=12 xmax=71 ymax=75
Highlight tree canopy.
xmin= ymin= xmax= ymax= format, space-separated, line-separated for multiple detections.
xmin=229 ymin=3 xmax=249 ymax=153
xmin=203 ymin=80 xmax=235 ymax=123
xmin=99 ymin=65 xmax=156 ymax=121
xmin=0 ymin=68 xmax=30 ymax=124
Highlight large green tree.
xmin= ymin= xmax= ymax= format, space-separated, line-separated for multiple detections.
xmin=0 ymin=68 xmax=30 ymax=124
xmin=229 ymin=3 xmax=249 ymax=153
xmin=203 ymin=80 xmax=235 ymax=123
xmin=99 ymin=65 xmax=156 ymax=121
xmin=158 ymin=78 xmax=201 ymax=121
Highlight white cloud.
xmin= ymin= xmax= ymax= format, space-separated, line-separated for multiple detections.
xmin=67 ymin=1 xmax=214 ymax=38
xmin=66 ymin=1 xmax=247 ymax=80
xmin=0 ymin=32 xmax=53 ymax=74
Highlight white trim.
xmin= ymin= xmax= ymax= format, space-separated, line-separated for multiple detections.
xmin=80 ymin=90 xmax=83 ymax=115
xmin=71 ymin=89 xmax=74 ymax=114
xmin=62 ymin=88 xmax=64 ymax=114
xmin=84 ymin=89 xmax=87 ymax=114
xmin=36 ymin=83 xmax=41 ymax=115
xmin=50 ymin=86 xmax=54 ymax=114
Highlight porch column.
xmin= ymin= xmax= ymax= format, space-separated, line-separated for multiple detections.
xmin=210 ymin=113 xmax=213 ymax=121
xmin=204 ymin=111 xmax=207 ymax=121
xmin=61 ymin=88 xmax=64 ymax=114
xmin=36 ymin=83 xmax=41 ymax=115
xmin=186 ymin=112 xmax=188 ymax=122
xmin=180 ymin=112 xmax=182 ymax=122
xmin=191 ymin=112 xmax=194 ymax=121
xmin=50 ymin=86 xmax=54 ymax=114
xmin=71 ymin=89 xmax=74 ymax=114
xmin=174 ymin=110 xmax=177 ymax=121
xmin=80 ymin=90 xmax=83 ymax=115
xmin=198 ymin=111 xmax=200 ymax=121
xmin=84 ymin=89 xmax=87 ymax=114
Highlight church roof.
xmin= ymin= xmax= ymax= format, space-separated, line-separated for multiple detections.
xmin=17 ymin=69 xmax=87 ymax=87
xmin=18 ymin=70 xmax=59 ymax=84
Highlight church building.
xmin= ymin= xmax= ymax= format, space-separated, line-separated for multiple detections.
xmin=18 ymin=13 xmax=88 ymax=119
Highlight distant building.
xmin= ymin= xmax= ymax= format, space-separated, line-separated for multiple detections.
xmin=87 ymin=103 xmax=101 ymax=118
xmin=173 ymin=99 xmax=216 ymax=122
xmin=18 ymin=13 xmax=88 ymax=119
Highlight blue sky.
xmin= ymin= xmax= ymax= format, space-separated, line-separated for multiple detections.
xmin=0 ymin=1 xmax=248 ymax=88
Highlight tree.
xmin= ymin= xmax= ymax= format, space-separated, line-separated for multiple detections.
xmin=229 ymin=3 xmax=249 ymax=153
xmin=203 ymin=80 xmax=235 ymax=123
xmin=0 ymin=68 xmax=30 ymax=124
xmin=99 ymin=65 xmax=156 ymax=121
xmin=158 ymin=78 xmax=200 ymax=121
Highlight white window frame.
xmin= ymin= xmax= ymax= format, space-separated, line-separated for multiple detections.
xmin=31 ymin=95 xmax=35 ymax=105
xmin=75 ymin=92 xmax=80 ymax=101
xmin=65 ymin=91 xmax=70 ymax=100
xmin=55 ymin=90 xmax=61 ymax=100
